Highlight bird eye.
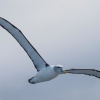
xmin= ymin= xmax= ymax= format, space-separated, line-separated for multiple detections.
xmin=57 ymin=67 xmax=60 ymax=68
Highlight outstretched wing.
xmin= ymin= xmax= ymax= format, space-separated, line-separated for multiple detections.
xmin=66 ymin=69 xmax=100 ymax=78
xmin=0 ymin=17 xmax=49 ymax=71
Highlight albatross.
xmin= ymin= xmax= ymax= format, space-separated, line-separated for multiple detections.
xmin=0 ymin=17 xmax=100 ymax=84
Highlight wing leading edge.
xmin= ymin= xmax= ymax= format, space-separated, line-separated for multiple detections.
xmin=0 ymin=17 xmax=49 ymax=71
xmin=66 ymin=69 xmax=100 ymax=78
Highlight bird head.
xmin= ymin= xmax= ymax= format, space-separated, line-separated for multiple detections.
xmin=53 ymin=65 xmax=67 ymax=74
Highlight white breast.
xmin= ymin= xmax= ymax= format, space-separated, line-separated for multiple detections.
xmin=34 ymin=66 xmax=59 ymax=83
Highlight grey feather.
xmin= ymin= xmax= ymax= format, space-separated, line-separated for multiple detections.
xmin=0 ymin=17 xmax=49 ymax=71
xmin=66 ymin=69 xmax=100 ymax=78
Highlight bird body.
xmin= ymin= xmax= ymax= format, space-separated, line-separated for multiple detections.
xmin=29 ymin=65 xmax=59 ymax=84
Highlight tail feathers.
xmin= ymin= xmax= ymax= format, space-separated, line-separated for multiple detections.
xmin=28 ymin=77 xmax=36 ymax=84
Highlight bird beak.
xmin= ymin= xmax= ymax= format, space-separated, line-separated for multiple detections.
xmin=61 ymin=69 xmax=67 ymax=74
xmin=61 ymin=70 xmax=67 ymax=74
xmin=63 ymin=70 xmax=67 ymax=74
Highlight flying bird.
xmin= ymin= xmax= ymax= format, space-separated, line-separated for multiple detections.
xmin=0 ymin=17 xmax=100 ymax=84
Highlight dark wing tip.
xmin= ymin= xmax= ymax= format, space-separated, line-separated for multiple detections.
xmin=66 ymin=69 xmax=100 ymax=79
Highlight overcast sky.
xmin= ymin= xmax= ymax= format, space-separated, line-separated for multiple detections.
xmin=0 ymin=0 xmax=100 ymax=100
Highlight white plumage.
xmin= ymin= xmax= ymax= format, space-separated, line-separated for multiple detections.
xmin=29 ymin=65 xmax=59 ymax=84
xmin=0 ymin=17 xmax=100 ymax=84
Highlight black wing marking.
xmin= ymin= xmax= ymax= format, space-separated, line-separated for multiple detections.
xmin=66 ymin=69 xmax=100 ymax=78
xmin=0 ymin=17 xmax=49 ymax=71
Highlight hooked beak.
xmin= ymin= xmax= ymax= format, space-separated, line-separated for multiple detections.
xmin=61 ymin=69 xmax=67 ymax=74
xmin=63 ymin=70 xmax=67 ymax=74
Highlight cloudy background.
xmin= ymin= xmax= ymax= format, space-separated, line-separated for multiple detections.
xmin=0 ymin=0 xmax=100 ymax=100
